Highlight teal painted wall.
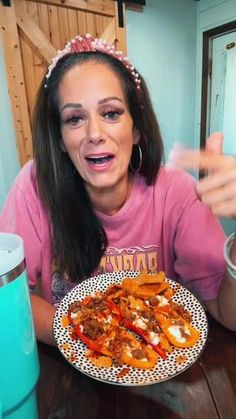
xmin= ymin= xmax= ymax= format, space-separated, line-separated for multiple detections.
xmin=126 ymin=0 xmax=197 ymax=160
xmin=0 ymin=41 xmax=20 ymax=211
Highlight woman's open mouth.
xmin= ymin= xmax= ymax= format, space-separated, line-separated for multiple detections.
xmin=85 ymin=154 xmax=114 ymax=165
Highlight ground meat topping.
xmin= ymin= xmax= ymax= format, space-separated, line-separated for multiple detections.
xmin=82 ymin=319 xmax=104 ymax=340
xmin=171 ymin=302 xmax=192 ymax=323
xmin=148 ymin=297 xmax=159 ymax=306
xmin=86 ymin=298 xmax=107 ymax=311
xmin=131 ymin=349 xmax=146 ymax=359
xmin=147 ymin=320 xmax=160 ymax=333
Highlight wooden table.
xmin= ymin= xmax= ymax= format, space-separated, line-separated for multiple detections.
xmin=36 ymin=315 xmax=236 ymax=419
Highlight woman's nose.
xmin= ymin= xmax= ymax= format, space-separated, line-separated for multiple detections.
xmin=86 ymin=116 xmax=104 ymax=144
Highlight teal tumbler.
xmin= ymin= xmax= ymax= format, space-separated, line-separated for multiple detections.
xmin=0 ymin=233 xmax=39 ymax=418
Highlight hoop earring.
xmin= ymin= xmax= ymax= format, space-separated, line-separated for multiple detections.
xmin=129 ymin=144 xmax=142 ymax=173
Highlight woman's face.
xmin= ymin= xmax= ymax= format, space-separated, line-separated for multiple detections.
xmin=59 ymin=61 xmax=139 ymax=197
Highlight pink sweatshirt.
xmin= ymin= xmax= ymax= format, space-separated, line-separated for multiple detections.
xmin=0 ymin=160 xmax=226 ymax=305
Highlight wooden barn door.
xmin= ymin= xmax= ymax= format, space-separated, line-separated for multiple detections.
xmin=0 ymin=0 xmax=127 ymax=166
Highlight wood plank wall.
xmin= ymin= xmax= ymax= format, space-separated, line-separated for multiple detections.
xmin=20 ymin=1 xmax=113 ymax=125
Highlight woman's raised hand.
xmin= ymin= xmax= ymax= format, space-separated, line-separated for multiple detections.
xmin=168 ymin=132 xmax=236 ymax=219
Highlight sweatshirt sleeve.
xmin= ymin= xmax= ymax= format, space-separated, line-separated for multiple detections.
xmin=0 ymin=162 xmax=42 ymax=289
xmin=172 ymin=171 xmax=226 ymax=301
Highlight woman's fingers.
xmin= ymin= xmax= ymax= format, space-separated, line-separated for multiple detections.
xmin=197 ymin=162 xmax=236 ymax=220
xmin=207 ymin=197 xmax=236 ymax=218
xmin=206 ymin=132 xmax=224 ymax=154
xmin=167 ymin=132 xmax=236 ymax=219
xmin=169 ymin=148 xmax=235 ymax=171
xmin=199 ymin=176 xmax=236 ymax=204
xmin=197 ymin=165 xmax=236 ymax=194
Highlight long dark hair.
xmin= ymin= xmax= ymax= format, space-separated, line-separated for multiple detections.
xmin=32 ymin=51 xmax=164 ymax=282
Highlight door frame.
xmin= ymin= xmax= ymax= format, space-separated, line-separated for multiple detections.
xmin=200 ymin=20 xmax=236 ymax=149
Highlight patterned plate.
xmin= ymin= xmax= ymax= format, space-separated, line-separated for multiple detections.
xmin=53 ymin=271 xmax=208 ymax=386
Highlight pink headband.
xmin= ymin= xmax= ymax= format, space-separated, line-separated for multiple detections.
xmin=45 ymin=34 xmax=141 ymax=92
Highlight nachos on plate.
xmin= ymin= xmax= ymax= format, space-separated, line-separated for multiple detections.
xmin=62 ymin=271 xmax=200 ymax=369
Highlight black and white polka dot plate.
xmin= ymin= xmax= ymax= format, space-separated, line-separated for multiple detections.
xmin=53 ymin=271 xmax=208 ymax=386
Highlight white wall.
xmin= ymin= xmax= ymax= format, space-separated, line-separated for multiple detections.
xmin=126 ymin=0 xmax=198 ymax=159
xmin=0 ymin=40 xmax=20 ymax=211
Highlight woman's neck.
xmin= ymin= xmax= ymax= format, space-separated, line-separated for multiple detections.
xmin=87 ymin=173 xmax=134 ymax=216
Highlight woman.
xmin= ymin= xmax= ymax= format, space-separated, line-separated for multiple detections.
xmin=0 ymin=35 xmax=235 ymax=346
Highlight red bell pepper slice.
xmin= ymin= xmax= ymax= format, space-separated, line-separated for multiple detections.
xmin=105 ymin=300 xmax=122 ymax=321
xmin=121 ymin=318 xmax=167 ymax=360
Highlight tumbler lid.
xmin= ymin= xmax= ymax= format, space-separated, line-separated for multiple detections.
xmin=0 ymin=233 xmax=24 ymax=276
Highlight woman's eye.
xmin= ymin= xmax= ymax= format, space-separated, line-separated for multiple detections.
xmin=103 ymin=110 xmax=123 ymax=121
xmin=64 ymin=115 xmax=84 ymax=126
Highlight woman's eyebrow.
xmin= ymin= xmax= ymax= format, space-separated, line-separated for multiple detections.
xmin=61 ymin=103 xmax=82 ymax=111
xmin=98 ymin=96 xmax=123 ymax=105
xmin=61 ymin=96 xmax=123 ymax=111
